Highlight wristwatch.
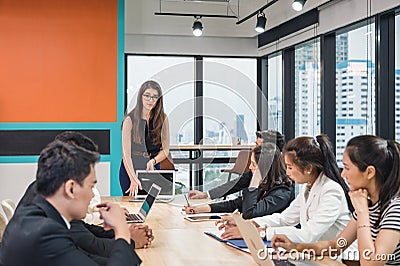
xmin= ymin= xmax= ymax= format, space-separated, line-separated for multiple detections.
xmin=259 ymin=227 xmax=266 ymax=240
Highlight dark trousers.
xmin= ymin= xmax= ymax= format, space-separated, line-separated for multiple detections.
xmin=119 ymin=160 xmax=160 ymax=196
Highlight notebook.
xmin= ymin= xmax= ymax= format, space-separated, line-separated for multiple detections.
xmin=131 ymin=170 xmax=175 ymax=201
xmin=232 ymin=213 xmax=296 ymax=266
xmin=126 ymin=183 xmax=161 ymax=223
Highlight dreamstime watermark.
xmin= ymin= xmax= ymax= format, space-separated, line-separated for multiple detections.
xmin=257 ymin=237 xmax=396 ymax=262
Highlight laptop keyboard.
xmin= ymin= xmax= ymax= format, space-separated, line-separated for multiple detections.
xmin=126 ymin=213 xmax=143 ymax=222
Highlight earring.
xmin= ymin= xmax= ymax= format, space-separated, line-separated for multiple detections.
xmin=307 ymin=171 xmax=311 ymax=175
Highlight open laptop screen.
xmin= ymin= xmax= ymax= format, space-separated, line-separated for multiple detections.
xmin=136 ymin=170 xmax=175 ymax=197
xmin=139 ymin=183 xmax=161 ymax=217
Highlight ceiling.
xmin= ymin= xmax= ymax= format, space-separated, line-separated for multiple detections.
xmin=125 ymin=0 xmax=331 ymax=38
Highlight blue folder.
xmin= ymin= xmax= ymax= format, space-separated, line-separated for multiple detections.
xmin=204 ymin=231 xmax=271 ymax=248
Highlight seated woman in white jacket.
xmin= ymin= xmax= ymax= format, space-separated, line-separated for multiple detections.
xmin=218 ymin=134 xmax=354 ymax=244
xmin=272 ymin=135 xmax=400 ymax=265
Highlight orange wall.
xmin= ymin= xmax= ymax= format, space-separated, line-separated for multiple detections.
xmin=0 ymin=0 xmax=118 ymax=122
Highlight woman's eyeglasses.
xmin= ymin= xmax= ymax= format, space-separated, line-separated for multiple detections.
xmin=142 ymin=94 xmax=159 ymax=101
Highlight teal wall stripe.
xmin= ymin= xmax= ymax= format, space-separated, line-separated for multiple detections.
xmin=0 ymin=155 xmax=112 ymax=164
xmin=111 ymin=0 xmax=125 ymax=196
xmin=0 ymin=122 xmax=118 ymax=129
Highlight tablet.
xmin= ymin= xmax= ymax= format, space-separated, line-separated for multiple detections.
xmin=184 ymin=215 xmax=222 ymax=222
xmin=183 ymin=212 xmax=230 ymax=222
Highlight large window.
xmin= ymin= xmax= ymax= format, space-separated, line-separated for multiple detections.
xmin=395 ymin=14 xmax=400 ymax=141
xmin=203 ymin=58 xmax=257 ymax=145
xmin=202 ymin=57 xmax=257 ymax=190
xmin=294 ymin=38 xmax=321 ymax=137
xmin=126 ymin=56 xmax=195 ymax=145
xmin=335 ymin=21 xmax=376 ymax=164
xmin=126 ymin=55 xmax=195 ymax=188
xmin=267 ymin=52 xmax=283 ymax=132
xmin=126 ymin=55 xmax=257 ymax=191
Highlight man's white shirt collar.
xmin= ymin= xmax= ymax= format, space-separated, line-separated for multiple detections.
xmin=61 ymin=215 xmax=71 ymax=229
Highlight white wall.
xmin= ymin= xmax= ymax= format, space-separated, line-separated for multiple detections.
xmin=125 ymin=34 xmax=258 ymax=56
xmin=0 ymin=162 xmax=110 ymax=218
xmin=257 ymin=0 xmax=400 ymax=56
xmin=125 ymin=0 xmax=398 ymax=57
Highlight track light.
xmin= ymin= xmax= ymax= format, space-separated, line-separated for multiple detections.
xmin=255 ymin=12 xmax=267 ymax=33
xmin=292 ymin=0 xmax=307 ymax=11
xmin=192 ymin=17 xmax=203 ymax=37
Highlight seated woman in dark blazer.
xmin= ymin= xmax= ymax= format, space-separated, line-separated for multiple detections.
xmin=184 ymin=143 xmax=294 ymax=219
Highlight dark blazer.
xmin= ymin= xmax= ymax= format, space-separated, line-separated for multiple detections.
xmin=210 ymin=182 xmax=295 ymax=219
xmin=70 ymin=221 xmax=118 ymax=258
xmin=1 ymin=195 xmax=141 ymax=266
xmin=208 ymin=170 xmax=253 ymax=199
xmin=15 ymin=180 xmax=37 ymax=210
xmin=17 ymin=181 xmax=129 ymax=258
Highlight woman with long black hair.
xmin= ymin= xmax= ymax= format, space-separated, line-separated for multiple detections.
xmin=185 ymin=143 xmax=294 ymax=219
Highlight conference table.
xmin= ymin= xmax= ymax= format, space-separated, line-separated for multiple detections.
xmin=101 ymin=195 xmax=345 ymax=266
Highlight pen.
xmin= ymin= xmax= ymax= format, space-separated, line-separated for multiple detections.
xmin=274 ymin=229 xmax=280 ymax=262
xmin=184 ymin=194 xmax=190 ymax=207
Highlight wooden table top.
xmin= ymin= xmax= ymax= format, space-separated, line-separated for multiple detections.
xmin=101 ymin=196 xmax=345 ymax=266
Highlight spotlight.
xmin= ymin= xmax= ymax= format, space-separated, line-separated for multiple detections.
xmin=192 ymin=18 xmax=203 ymax=37
xmin=255 ymin=12 xmax=267 ymax=33
xmin=292 ymin=0 xmax=307 ymax=11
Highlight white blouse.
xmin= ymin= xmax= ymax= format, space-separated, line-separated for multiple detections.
xmin=253 ymin=173 xmax=351 ymax=243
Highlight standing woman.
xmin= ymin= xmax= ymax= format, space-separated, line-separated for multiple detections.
xmin=120 ymin=80 xmax=170 ymax=196
xmin=273 ymin=135 xmax=400 ymax=265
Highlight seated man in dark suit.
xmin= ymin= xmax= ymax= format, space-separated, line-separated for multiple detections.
xmin=16 ymin=131 xmax=153 ymax=255
xmin=1 ymin=140 xmax=141 ymax=266
xmin=188 ymin=130 xmax=285 ymax=200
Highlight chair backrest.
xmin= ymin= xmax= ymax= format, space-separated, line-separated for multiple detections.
xmin=0 ymin=212 xmax=7 ymax=244
xmin=1 ymin=200 xmax=15 ymax=222
xmin=4 ymin=199 xmax=16 ymax=211
xmin=230 ymin=150 xmax=252 ymax=174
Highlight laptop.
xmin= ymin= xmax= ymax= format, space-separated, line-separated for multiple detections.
xmin=132 ymin=170 xmax=175 ymax=201
xmin=126 ymin=183 xmax=161 ymax=223
xmin=232 ymin=212 xmax=296 ymax=266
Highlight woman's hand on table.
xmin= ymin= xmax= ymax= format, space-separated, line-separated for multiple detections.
xmin=183 ymin=205 xmax=211 ymax=214
xmin=188 ymin=190 xmax=208 ymax=199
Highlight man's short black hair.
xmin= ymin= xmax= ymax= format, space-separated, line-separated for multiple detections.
xmin=255 ymin=130 xmax=286 ymax=151
xmin=36 ymin=140 xmax=100 ymax=197
xmin=55 ymin=131 xmax=98 ymax=152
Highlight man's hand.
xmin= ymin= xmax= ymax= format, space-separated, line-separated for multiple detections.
xmin=129 ymin=224 xmax=154 ymax=249
xmin=98 ymin=203 xmax=131 ymax=243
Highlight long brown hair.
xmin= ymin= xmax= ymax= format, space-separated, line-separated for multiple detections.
xmin=253 ymin=143 xmax=292 ymax=192
xmin=128 ymin=80 xmax=166 ymax=144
